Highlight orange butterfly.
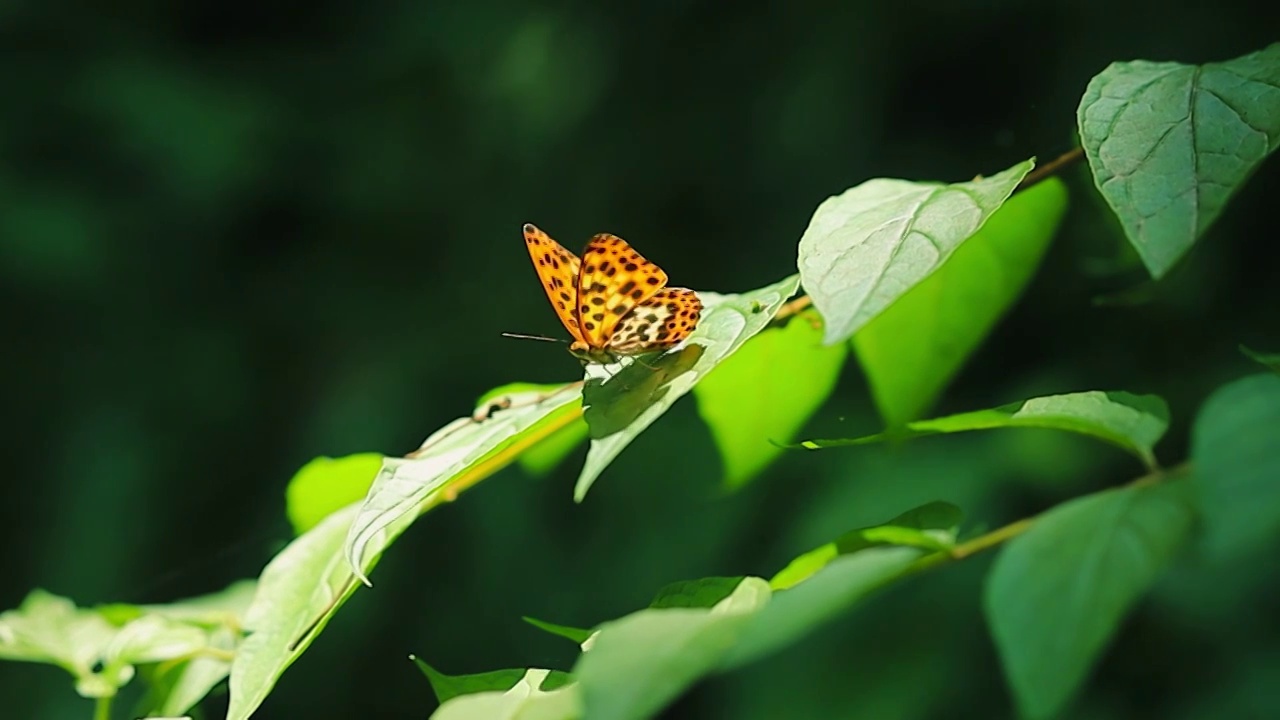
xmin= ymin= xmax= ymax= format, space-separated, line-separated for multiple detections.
xmin=519 ymin=223 xmax=702 ymax=364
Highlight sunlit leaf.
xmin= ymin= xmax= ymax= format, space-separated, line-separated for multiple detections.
xmin=723 ymin=547 xmax=921 ymax=669
xmin=574 ymin=274 xmax=802 ymax=500
xmin=136 ymin=626 xmax=236 ymax=718
xmin=854 ymin=178 xmax=1068 ymax=427
xmin=226 ymin=505 xmax=365 ymax=720
xmin=428 ymin=668 xmax=581 ymax=720
xmin=478 ymin=382 xmax=589 ymax=477
xmin=799 ymin=159 xmax=1034 ymax=344
xmin=1078 ymin=42 xmax=1280 ymax=278
xmin=770 ymin=502 xmax=961 ymax=590
xmin=649 ymin=577 xmax=747 ymax=609
xmin=573 ymin=578 xmax=770 ymax=720
xmin=345 ymin=385 xmax=581 ymax=583
xmin=0 ymin=590 xmax=122 ymax=697
xmin=694 ymin=315 xmax=847 ymax=487
xmin=521 ymin=617 xmax=593 ymax=646
xmin=985 ymin=480 xmax=1194 ymax=719
xmin=286 ymin=454 xmax=384 ymax=535
xmin=797 ymin=390 xmax=1169 ymax=470
xmin=1192 ymin=373 xmax=1280 ymax=556
xmin=412 ymin=656 xmax=574 ymax=705
xmin=133 ymin=579 xmax=257 ymax=627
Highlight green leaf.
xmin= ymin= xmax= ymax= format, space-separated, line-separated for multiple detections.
xmin=286 ymin=454 xmax=384 ymax=535
xmin=1192 ymin=373 xmax=1280 ymax=556
xmin=723 ymin=547 xmax=922 ymax=669
xmin=126 ymin=580 xmax=254 ymax=715
xmin=133 ymin=579 xmax=258 ymax=627
xmin=853 ymin=178 xmax=1069 ymax=427
xmin=574 ymin=274 xmax=802 ymax=500
xmin=521 ymin=617 xmax=594 ymax=646
xmin=649 ymin=577 xmax=747 ymax=609
xmin=1077 ymin=43 xmax=1280 ymax=278
xmin=226 ymin=504 xmax=365 ymax=720
xmin=479 ymin=383 xmax=589 ymax=477
xmin=412 ymin=657 xmax=574 ymax=705
xmin=518 ymin=419 xmax=589 ymax=476
xmin=985 ymin=480 xmax=1195 ymax=719
xmin=770 ymin=502 xmax=962 ymax=590
xmin=0 ymin=590 xmax=123 ymax=696
xmin=428 ymin=668 xmax=582 ymax=720
xmin=136 ymin=626 xmax=237 ymax=717
xmin=798 ymin=390 xmax=1169 ymax=470
xmin=693 ymin=315 xmax=847 ymax=488
xmin=345 ymin=384 xmax=581 ymax=583
xmin=1239 ymin=344 xmax=1280 ymax=374
xmin=573 ymin=578 xmax=770 ymax=720
xmin=798 ymin=159 xmax=1034 ymax=344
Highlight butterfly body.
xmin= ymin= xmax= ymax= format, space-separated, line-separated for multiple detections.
xmin=522 ymin=223 xmax=701 ymax=364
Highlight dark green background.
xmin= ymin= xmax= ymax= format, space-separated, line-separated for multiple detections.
xmin=3 ymin=1 xmax=1278 ymax=718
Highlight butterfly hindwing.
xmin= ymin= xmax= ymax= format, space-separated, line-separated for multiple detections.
xmin=606 ymin=287 xmax=702 ymax=355
xmin=522 ymin=223 xmax=585 ymax=343
xmin=575 ymin=233 xmax=669 ymax=348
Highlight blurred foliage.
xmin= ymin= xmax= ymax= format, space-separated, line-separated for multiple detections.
xmin=2 ymin=0 xmax=1279 ymax=718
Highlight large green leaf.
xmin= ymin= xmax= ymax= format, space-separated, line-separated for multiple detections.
xmin=693 ymin=315 xmax=847 ymax=488
xmin=1078 ymin=43 xmax=1280 ymax=278
xmin=478 ymin=383 xmax=589 ymax=477
xmin=853 ymin=178 xmax=1069 ymax=427
xmin=798 ymin=159 xmax=1034 ymax=344
xmin=984 ymin=480 xmax=1195 ymax=719
xmin=344 ymin=384 xmax=581 ymax=582
xmin=573 ymin=578 xmax=770 ymax=720
xmin=1192 ymin=373 xmax=1280 ymax=556
xmin=227 ymin=504 xmax=365 ymax=720
xmin=574 ymin=274 xmax=801 ymax=500
xmin=722 ymin=546 xmax=922 ymax=669
xmin=797 ymin=390 xmax=1169 ymax=470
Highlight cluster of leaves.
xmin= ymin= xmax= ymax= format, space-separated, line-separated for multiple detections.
xmin=2 ymin=42 xmax=1278 ymax=720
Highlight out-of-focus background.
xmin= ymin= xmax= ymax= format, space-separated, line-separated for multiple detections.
xmin=3 ymin=1 xmax=1278 ymax=718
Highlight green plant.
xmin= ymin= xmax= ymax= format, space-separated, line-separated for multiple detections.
xmin=3 ymin=42 xmax=1277 ymax=720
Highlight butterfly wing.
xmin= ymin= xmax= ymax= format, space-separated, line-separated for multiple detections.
xmin=523 ymin=223 xmax=585 ymax=343
xmin=575 ymin=233 xmax=669 ymax=348
xmin=606 ymin=287 xmax=702 ymax=355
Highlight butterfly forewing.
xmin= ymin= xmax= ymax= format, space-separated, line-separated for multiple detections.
xmin=522 ymin=223 xmax=585 ymax=343
xmin=606 ymin=287 xmax=702 ymax=355
xmin=575 ymin=233 xmax=669 ymax=348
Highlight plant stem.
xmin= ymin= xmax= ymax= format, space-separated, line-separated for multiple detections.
xmin=908 ymin=459 xmax=1192 ymax=576
xmin=1015 ymin=146 xmax=1085 ymax=192
xmin=93 ymin=696 xmax=111 ymax=720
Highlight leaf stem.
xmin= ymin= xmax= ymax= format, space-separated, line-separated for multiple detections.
xmin=1015 ymin=146 xmax=1085 ymax=193
xmin=908 ymin=459 xmax=1191 ymax=574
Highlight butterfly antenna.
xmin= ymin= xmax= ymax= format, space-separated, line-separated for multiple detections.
xmin=501 ymin=332 xmax=568 ymax=344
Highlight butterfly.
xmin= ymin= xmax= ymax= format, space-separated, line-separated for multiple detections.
xmin=518 ymin=223 xmax=702 ymax=365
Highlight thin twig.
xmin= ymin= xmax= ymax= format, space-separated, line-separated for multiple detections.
xmin=1015 ymin=146 xmax=1085 ymax=194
